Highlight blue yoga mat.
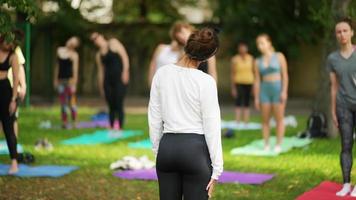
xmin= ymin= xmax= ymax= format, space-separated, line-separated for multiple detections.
xmin=0 ymin=164 xmax=78 ymax=177
xmin=61 ymin=130 xmax=143 ymax=145
xmin=128 ymin=139 xmax=152 ymax=149
xmin=0 ymin=140 xmax=23 ymax=155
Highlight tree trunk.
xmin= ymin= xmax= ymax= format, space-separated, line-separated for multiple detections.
xmin=139 ymin=0 xmax=147 ymax=22
xmin=316 ymin=0 xmax=351 ymax=137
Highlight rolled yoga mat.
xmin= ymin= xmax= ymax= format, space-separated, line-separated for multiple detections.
xmin=0 ymin=140 xmax=23 ymax=155
xmin=76 ymin=121 xmax=109 ymax=129
xmin=0 ymin=164 xmax=78 ymax=177
xmin=128 ymin=139 xmax=152 ymax=149
xmin=114 ymin=168 xmax=274 ymax=185
xmin=230 ymin=136 xmax=312 ymax=157
xmin=296 ymin=181 xmax=356 ymax=200
xmin=61 ymin=130 xmax=143 ymax=145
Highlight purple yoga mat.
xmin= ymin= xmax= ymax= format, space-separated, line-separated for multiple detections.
xmin=76 ymin=121 xmax=109 ymax=129
xmin=113 ymin=169 xmax=274 ymax=185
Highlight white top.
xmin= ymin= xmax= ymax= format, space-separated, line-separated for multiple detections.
xmin=155 ymin=45 xmax=180 ymax=70
xmin=148 ymin=64 xmax=223 ymax=180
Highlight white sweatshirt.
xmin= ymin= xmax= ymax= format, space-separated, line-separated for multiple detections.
xmin=148 ymin=64 xmax=223 ymax=180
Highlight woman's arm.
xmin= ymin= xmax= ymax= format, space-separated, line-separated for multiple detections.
xmin=10 ymin=54 xmax=19 ymax=114
xmin=18 ymin=65 xmax=26 ymax=100
xmin=278 ymin=53 xmax=289 ymax=104
xmin=95 ymin=52 xmax=105 ymax=97
xmin=207 ymin=56 xmax=218 ymax=82
xmin=330 ymin=72 xmax=339 ymax=127
xmin=148 ymin=44 xmax=164 ymax=86
xmin=111 ymin=39 xmax=130 ymax=85
xmin=201 ymin=77 xmax=223 ymax=180
xmin=71 ymin=52 xmax=79 ymax=91
xmin=230 ymin=56 xmax=237 ymax=98
xmin=253 ymin=60 xmax=260 ymax=110
xmin=53 ymin=54 xmax=59 ymax=90
xmin=148 ymin=73 xmax=163 ymax=157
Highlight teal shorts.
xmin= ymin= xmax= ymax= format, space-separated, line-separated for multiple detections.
xmin=260 ymin=81 xmax=282 ymax=104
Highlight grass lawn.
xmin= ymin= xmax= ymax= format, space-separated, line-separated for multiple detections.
xmin=0 ymin=106 xmax=347 ymax=200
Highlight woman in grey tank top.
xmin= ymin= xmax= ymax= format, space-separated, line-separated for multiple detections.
xmin=328 ymin=17 xmax=356 ymax=197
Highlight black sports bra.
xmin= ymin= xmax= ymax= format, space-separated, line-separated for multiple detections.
xmin=0 ymin=53 xmax=12 ymax=71
xmin=58 ymin=57 xmax=73 ymax=79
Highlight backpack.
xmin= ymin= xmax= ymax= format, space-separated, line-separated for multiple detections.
xmin=17 ymin=152 xmax=35 ymax=164
xmin=298 ymin=112 xmax=328 ymax=138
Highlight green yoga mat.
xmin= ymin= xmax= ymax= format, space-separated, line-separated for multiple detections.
xmin=230 ymin=137 xmax=312 ymax=156
xmin=128 ymin=139 xmax=152 ymax=149
xmin=0 ymin=140 xmax=23 ymax=154
xmin=61 ymin=130 xmax=143 ymax=145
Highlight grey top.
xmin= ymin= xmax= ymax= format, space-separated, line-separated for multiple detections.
xmin=327 ymin=50 xmax=356 ymax=107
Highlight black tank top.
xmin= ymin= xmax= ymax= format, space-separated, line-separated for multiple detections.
xmin=198 ymin=61 xmax=208 ymax=73
xmin=101 ymin=49 xmax=123 ymax=82
xmin=0 ymin=52 xmax=12 ymax=71
xmin=58 ymin=57 xmax=73 ymax=79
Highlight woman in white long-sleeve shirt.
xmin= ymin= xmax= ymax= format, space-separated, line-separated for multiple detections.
xmin=148 ymin=27 xmax=223 ymax=200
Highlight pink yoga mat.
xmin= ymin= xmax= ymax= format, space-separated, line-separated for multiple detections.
xmin=114 ymin=169 xmax=274 ymax=185
xmin=297 ymin=181 xmax=356 ymax=200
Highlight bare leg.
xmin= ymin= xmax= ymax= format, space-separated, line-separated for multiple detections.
xmin=261 ymin=104 xmax=272 ymax=150
xmin=272 ymin=103 xmax=285 ymax=147
xmin=242 ymin=107 xmax=250 ymax=124
xmin=235 ymin=107 xmax=241 ymax=123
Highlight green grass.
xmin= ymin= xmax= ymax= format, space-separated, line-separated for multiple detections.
xmin=0 ymin=107 xmax=347 ymax=200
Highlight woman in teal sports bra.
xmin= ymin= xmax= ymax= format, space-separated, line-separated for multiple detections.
xmin=253 ymin=33 xmax=289 ymax=153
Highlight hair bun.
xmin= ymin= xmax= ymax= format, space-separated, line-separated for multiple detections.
xmin=184 ymin=27 xmax=219 ymax=61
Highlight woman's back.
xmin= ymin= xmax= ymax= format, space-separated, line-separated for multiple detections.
xmin=152 ymin=64 xmax=217 ymax=134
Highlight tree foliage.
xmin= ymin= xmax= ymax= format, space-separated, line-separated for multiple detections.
xmin=112 ymin=0 xmax=196 ymax=23
xmin=0 ymin=0 xmax=37 ymax=41
xmin=212 ymin=0 xmax=333 ymax=57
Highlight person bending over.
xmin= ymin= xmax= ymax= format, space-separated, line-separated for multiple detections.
xmin=91 ymin=32 xmax=129 ymax=130
xmin=53 ymin=36 xmax=80 ymax=129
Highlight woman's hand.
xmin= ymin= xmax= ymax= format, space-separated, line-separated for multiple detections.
xmin=280 ymin=91 xmax=288 ymax=105
xmin=231 ymin=88 xmax=237 ymax=98
xmin=254 ymin=98 xmax=260 ymax=111
xmin=18 ymin=88 xmax=26 ymax=101
xmin=206 ymin=179 xmax=217 ymax=198
xmin=70 ymin=85 xmax=77 ymax=94
xmin=122 ymin=71 xmax=129 ymax=85
xmin=332 ymin=110 xmax=339 ymax=128
xmin=53 ymin=79 xmax=58 ymax=90
xmin=9 ymin=100 xmax=17 ymax=115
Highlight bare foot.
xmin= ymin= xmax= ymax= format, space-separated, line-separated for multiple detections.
xmin=8 ymin=161 xmax=18 ymax=175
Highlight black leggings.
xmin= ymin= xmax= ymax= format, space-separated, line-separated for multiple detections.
xmin=156 ymin=133 xmax=212 ymax=200
xmin=0 ymin=79 xmax=17 ymax=160
xmin=235 ymin=84 xmax=252 ymax=107
xmin=104 ymin=80 xmax=126 ymax=128
xmin=336 ymin=103 xmax=356 ymax=183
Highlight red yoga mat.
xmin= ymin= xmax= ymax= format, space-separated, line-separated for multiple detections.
xmin=297 ymin=181 xmax=356 ymax=200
